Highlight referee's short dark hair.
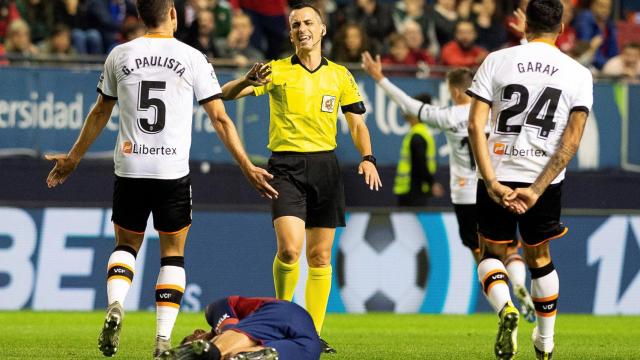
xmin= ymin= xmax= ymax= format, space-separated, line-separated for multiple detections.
xmin=136 ymin=0 xmax=173 ymax=28
xmin=526 ymin=0 xmax=563 ymax=34
xmin=289 ymin=1 xmax=324 ymax=23
xmin=447 ymin=68 xmax=474 ymax=90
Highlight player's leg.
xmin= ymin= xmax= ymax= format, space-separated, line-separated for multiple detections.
xmin=504 ymin=243 xmax=536 ymax=323
xmin=273 ymin=216 xmax=305 ymax=301
xmin=519 ymin=182 xmax=565 ymax=359
xmin=453 ymin=204 xmax=481 ymax=263
xmin=476 ymin=181 xmax=519 ymax=359
xmin=152 ymin=175 xmax=192 ymax=357
xmin=100 ymin=176 xmax=150 ymax=356
xmin=523 ymin=243 xmax=557 ymax=360
xmin=154 ymin=228 xmax=188 ymax=356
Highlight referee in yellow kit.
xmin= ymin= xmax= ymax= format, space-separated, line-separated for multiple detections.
xmin=221 ymin=2 xmax=381 ymax=353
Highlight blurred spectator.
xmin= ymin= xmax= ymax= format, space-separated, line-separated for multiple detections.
xmin=344 ymin=0 xmax=395 ymax=51
xmin=0 ymin=42 xmax=7 ymax=65
xmin=332 ymin=22 xmax=372 ymax=63
xmin=4 ymin=18 xmax=38 ymax=56
xmin=185 ymin=9 xmax=219 ymax=58
xmin=216 ymin=12 xmax=263 ymax=66
xmin=54 ymin=0 xmax=103 ymax=55
xmin=602 ymin=42 xmax=640 ymax=80
xmin=556 ymin=0 xmax=577 ymax=54
xmin=85 ymin=0 xmax=137 ymax=53
xmin=570 ymin=39 xmax=602 ymax=72
xmin=39 ymin=23 xmax=75 ymax=56
xmin=382 ymin=32 xmax=431 ymax=76
xmin=121 ymin=19 xmax=145 ymax=42
xmin=440 ymin=20 xmax=487 ymax=67
xmin=176 ymin=0 xmax=232 ymax=40
xmin=472 ymin=0 xmax=506 ymax=51
xmin=574 ymin=0 xmax=618 ymax=69
xmin=0 ymin=0 xmax=20 ymax=41
xmin=16 ymin=0 xmax=53 ymax=43
xmin=399 ymin=19 xmax=436 ymax=65
xmin=433 ymin=0 xmax=461 ymax=47
xmin=393 ymin=0 xmax=437 ymax=52
xmin=229 ymin=0 xmax=287 ymax=60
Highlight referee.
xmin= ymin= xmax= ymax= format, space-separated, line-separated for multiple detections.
xmin=221 ymin=2 xmax=381 ymax=353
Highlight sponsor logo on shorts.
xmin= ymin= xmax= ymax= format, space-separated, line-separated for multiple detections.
xmin=121 ymin=140 xmax=177 ymax=156
xmin=321 ymin=95 xmax=336 ymax=113
xmin=493 ymin=143 xmax=547 ymax=157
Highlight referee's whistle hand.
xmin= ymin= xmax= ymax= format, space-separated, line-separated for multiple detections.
xmin=358 ymin=161 xmax=382 ymax=191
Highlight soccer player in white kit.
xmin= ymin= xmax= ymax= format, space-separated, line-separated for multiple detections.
xmin=360 ymin=53 xmax=536 ymax=322
xmin=466 ymin=0 xmax=593 ymax=359
xmin=45 ymin=0 xmax=278 ymax=358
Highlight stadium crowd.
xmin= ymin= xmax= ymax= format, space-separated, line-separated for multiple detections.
xmin=0 ymin=0 xmax=639 ymax=78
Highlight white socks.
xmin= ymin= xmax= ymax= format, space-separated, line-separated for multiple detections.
xmin=530 ymin=262 xmax=559 ymax=353
xmin=106 ymin=246 xmax=137 ymax=305
xmin=477 ymin=258 xmax=512 ymax=313
xmin=155 ymin=256 xmax=186 ymax=340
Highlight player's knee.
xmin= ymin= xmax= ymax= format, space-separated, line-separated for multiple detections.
xmin=306 ymin=247 xmax=331 ymax=267
xmin=278 ymin=247 xmax=301 ymax=264
xmin=523 ymin=243 xmax=551 ymax=268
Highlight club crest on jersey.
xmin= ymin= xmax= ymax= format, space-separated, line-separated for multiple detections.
xmin=321 ymin=95 xmax=336 ymax=113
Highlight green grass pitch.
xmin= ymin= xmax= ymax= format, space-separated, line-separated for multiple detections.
xmin=1 ymin=312 xmax=639 ymax=359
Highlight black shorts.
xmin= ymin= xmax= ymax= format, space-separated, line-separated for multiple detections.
xmin=453 ymin=204 xmax=479 ymax=251
xmin=112 ymin=174 xmax=192 ymax=233
xmin=476 ymin=180 xmax=566 ymax=247
xmin=268 ymin=151 xmax=345 ymax=228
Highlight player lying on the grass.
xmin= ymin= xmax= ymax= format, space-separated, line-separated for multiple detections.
xmin=159 ymin=296 xmax=321 ymax=360
xmin=360 ymin=53 xmax=536 ymax=322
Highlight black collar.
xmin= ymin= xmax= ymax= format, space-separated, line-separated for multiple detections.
xmin=291 ymin=54 xmax=328 ymax=74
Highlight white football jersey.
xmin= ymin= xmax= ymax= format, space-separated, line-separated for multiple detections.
xmin=98 ymin=36 xmax=222 ymax=179
xmin=417 ymin=103 xmax=481 ymax=205
xmin=467 ymin=41 xmax=593 ymax=184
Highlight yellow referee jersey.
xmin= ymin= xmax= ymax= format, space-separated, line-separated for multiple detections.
xmin=254 ymin=55 xmax=365 ymax=152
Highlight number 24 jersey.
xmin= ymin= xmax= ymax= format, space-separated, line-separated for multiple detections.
xmin=98 ymin=36 xmax=222 ymax=180
xmin=467 ymin=41 xmax=593 ymax=184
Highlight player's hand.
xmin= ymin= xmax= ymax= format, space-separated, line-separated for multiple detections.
xmin=361 ymin=51 xmax=384 ymax=82
xmin=358 ymin=161 xmax=382 ymax=191
xmin=45 ymin=153 xmax=79 ymax=188
xmin=504 ymin=187 xmax=540 ymax=215
xmin=487 ymin=180 xmax=514 ymax=207
xmin=508 ymin=8 xmax=526 ymax=36
xmin=244 ymin=62 xmax=271 ymax=87
xmin=242 ymin=165 xmax=279 ymax=199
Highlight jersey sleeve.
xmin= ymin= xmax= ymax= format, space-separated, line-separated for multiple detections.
xmin=97 ymin=50 xmax=118 ymax=100
xmin=571 ymin=68 xmax=593 ymax=114
xmin=194 ymin=53 xmax=222 ymax=105
xmin=253 ymin=61 xmax=275 ymax=97
xmin=466 ymin=54 xmax=494 ymax=105
xmin=340 ymin=68 xmax=366 ymax=114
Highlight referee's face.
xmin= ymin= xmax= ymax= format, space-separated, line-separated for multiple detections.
xmin=289 ymin=7 xmax=325 ymax=52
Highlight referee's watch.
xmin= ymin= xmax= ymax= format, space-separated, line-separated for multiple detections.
xmin=362 ymin=155 xmax=376 ymax=166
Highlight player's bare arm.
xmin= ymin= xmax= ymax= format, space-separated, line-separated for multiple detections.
xmin=220 ymin=63 xmax=271 ymax=100
xmin=468 ymin=98 xmax=514 ymax=207
xmin=46 ymin=94 xmax=116 ymax=188
xmin=344 ymin=112 xmax=382 ymax=191
xmin=361 ymin=51 xmax=384 ymax=82
xmin=507 ymin=110 xmax=588 ymax=212
xmin=203 ymin=99 xmax=278 ymax=199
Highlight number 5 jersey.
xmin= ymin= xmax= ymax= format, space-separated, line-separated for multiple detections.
xmin=467 ymin=40 xmax=593 ymax=184
xmin=98 ymin=35 xmax=222 ymax=179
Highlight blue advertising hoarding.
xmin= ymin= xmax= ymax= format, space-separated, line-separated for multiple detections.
xmin=0 ymin=67 xmax=637 ymax=169
xmin=1 ymin=206 xmax=638 ymax=315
